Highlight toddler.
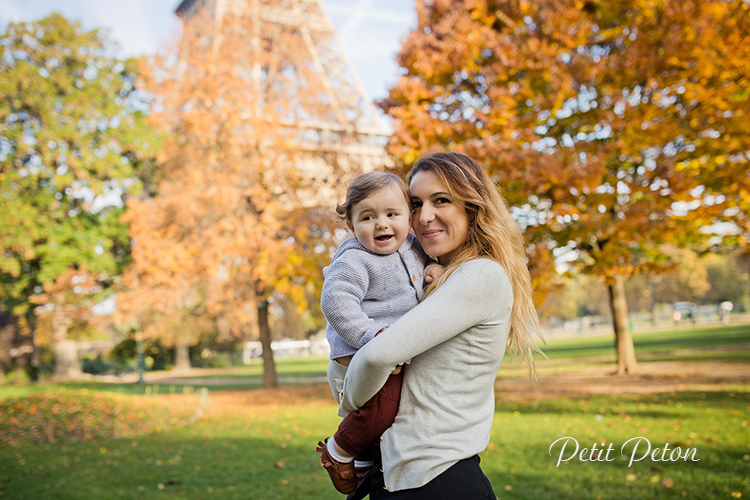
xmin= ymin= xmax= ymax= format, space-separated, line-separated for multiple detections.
xmin=316 ymin=171 xmax=442 ymax=494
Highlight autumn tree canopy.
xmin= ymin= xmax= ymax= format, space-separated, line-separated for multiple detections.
xmin=118 ymin=7 xmax=368 ymax=385
xmin=380 ymin=0 xmax=750 ymax=373
xmin=0 ymin=14 xmax=156 ymax=377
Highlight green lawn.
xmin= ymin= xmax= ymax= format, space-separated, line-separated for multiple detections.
xmin=1 ymin=322 xmax=749 ymax=499
xmin=540 ymin=323 xmax=750 ymax=361
xmin=140 ymin=323 xmax=750 ymax=386
xmin=204 ymin=356 xmax=330 ymax=379
xmin=1 ymin=387 xmax=747 ymax=499
xmin=3 ymin=324 xmax=747 ymax=399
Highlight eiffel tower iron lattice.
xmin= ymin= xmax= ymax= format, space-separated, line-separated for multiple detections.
xmin=173 ymin=0 xmax=392 ymax=182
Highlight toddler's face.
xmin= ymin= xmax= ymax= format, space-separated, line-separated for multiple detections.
xmin=350 ymin=185 xmax=411 ymax=255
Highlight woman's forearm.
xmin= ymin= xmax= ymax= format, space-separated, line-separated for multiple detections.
xmin=339 ymin=259 xmax=511 ymax=413
xmin=339 ymin=338 xmax=394 ymax=413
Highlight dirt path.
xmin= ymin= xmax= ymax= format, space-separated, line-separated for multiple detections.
xmin=494 ymin=360 xmax=750 ymax=402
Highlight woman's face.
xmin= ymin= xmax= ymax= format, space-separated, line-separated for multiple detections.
xmin=409 ymin=170 xmax=469 ymax=266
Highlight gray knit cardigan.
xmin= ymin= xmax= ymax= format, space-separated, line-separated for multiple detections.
xmin=321 ymin=233 xmax=433 ymax=360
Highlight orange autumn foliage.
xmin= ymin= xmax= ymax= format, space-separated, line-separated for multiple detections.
xmin=118 ymin=10 xmax=350 ymax=385
xmin=380 ymin=0 xmax=750 ymax=373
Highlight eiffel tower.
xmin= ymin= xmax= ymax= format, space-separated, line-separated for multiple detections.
xmin=173 ymin=0 xmax=393 ymax=192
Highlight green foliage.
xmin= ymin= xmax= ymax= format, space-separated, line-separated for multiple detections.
xmin=703 ymin=251 xmax=750 ymax=305
xmin=110 ymin=334 xmax=173 ymax=371
xmin=0 ymin=13 xmax=157 ymax=317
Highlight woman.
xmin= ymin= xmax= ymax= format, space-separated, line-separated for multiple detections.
xmin=339 ymin=152 xmax=543 ymax=499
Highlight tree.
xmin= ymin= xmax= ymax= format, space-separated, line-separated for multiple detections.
xmin=118 ymin=10 xmax=350 ymax=387
xmin=0 ymin=14 xmax=156 ymax=379
xmin=624 ymin=246 xmax=710 ymax=322
xmin=538 ymin=271 xmax=610 ymax=322
xmin=703 ymin=251 xmax=750 ymax=307
xmin=379 ymin=0 xmax=750 ymax=374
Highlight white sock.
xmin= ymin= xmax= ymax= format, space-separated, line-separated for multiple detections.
xmin=327 ymin=437 xmax=354 ymax=463
xmin=354 ymin=460 xmax=373 ymax=469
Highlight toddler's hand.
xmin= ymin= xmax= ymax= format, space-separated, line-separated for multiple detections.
xmin=424 ymin=265 xmax=444 ymax=283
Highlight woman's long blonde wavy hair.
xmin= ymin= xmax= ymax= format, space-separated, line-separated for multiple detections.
xmin=408 ymin=152 xmax=545 ymax=376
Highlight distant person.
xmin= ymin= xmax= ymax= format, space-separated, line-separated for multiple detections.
xmin=673 ymin=310 xmax=682 ymax=325
xmin=687 ymin=305 xmax=696 ymax=324
xmin=316 ymin=171 xmax=443 ymax=494
xmin=720 ymin=301 xmax=733 ymax=325
xmin=338 ymin=152 xmax=545 ymax=499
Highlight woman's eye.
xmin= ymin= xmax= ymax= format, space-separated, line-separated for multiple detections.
xmin=435 ymin=197 xmax=450 ymax=205
xmin=410 ymin=201 xmax=421 ymax=209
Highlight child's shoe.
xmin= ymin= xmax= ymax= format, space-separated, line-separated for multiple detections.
xmin=316 ymin=440 xmax=357 ymax=494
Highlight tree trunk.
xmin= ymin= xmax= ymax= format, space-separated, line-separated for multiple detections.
xmin=174 ymin=341 xmax=191 ymax=373
xmin=257 ymin=299 xmax=277 ymax=388
xmin=51 ymin=308 xmax=82 ymax=380
xmin=608 ymin=275 xmax=638 ymax=374
xmin=650 ymin=288 xmax=658 ymax=327
xmin=27 ymin=314 xmax=40 ymax=382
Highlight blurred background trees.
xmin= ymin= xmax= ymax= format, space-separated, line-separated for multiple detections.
xmin=379 ymin=0 xmax=750 ymax=373
xmin=0 ymin=14 xmax=156 ymax=379
xmin=1 ymin=1 xmax=748 ymax=381
xmin=116 ymin=1 xmax=387 ymax=387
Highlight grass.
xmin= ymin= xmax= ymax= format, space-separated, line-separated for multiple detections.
xmin=540 ymin=323 xmax=750 ymax=361
xmin=0 ymin=357 xmax=331 ymax=400
xmin=1 ymin=387 xmax=747 ymax=499
xmin=1 ymin=322 xmax=749 ymax=499
xmin=200 ymin=356 xmax=330 ymax=380
xmin=107 ymin=323 xmax=750 ymax=388
xmin=482 ymin=390 xmax=750 ymax=500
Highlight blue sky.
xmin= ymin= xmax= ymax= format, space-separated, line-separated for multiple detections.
xmin=0 ymin=0 xmax=417 ymax=104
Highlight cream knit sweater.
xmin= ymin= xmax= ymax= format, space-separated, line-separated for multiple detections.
xmin=340 ymin=258 xmax=512 ymax=492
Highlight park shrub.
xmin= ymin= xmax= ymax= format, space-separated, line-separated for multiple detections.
xmin=0 ymin=389 xmax=200 ymax=446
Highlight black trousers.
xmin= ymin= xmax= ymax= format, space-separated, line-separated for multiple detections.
xmin=349 ymin=450 xmax=497 ymax=500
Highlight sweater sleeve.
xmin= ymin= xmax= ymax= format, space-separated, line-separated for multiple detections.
xmin=340 ymin=259 xmax=511 ymax=413
xmin=320 ymin=255 xmax=388 ymax=350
